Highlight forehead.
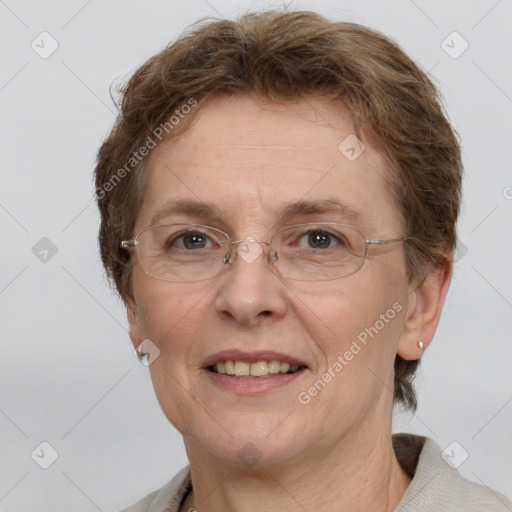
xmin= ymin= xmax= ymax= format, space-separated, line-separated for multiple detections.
xmin=137 ymin=94 xmax=401 ymax=233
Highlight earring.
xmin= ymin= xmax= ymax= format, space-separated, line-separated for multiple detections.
xmin=136 ymin=345 xmax=148 ymax=362
xmin=418 ymin=340 xmax=424 ymax=351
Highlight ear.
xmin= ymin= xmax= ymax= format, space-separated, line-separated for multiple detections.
xmin=397 ymin=257 xmax=452 ymax=360
xmin=126 ymin=299 xmax=143 ymax=350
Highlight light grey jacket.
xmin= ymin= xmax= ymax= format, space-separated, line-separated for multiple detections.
xmin=119 ymin=434 xmax=512 ymax=511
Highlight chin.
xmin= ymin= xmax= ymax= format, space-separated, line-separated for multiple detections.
xmin=182 ymin=415 xmax=311 ymax=468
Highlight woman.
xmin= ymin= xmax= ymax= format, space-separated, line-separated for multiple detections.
xmin=94 ymin=10 xmax=512 ymax=512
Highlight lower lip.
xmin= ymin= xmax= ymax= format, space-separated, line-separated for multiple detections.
xmin=202 ymin=368 xmax=307 ymax=394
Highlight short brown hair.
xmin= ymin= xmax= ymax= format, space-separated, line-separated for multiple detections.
xmin=94 ymin=10 xmax=462 ymax=411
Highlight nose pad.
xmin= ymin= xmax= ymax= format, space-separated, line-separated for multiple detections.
xmin=222 ymin=247 xmax=238 ymax=265
xmin=222 ymin=241 xmax=275 ymax=266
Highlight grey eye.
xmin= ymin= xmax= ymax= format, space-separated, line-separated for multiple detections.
xmin=167 ymin=231 xmax=213 ymax=250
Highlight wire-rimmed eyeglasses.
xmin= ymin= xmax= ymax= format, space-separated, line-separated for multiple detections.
xmin=120 ymin=222 xmax=410 ymax=283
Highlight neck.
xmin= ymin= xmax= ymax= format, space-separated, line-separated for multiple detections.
xmin=180 ymin=429 xmax=411 ymax=512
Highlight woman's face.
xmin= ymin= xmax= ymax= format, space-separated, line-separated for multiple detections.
xmin=128 ymin=94 xmax=415 ymax=467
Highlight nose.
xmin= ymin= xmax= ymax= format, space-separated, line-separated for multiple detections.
xmin=214 ymin=239 xmax=287 ymax=327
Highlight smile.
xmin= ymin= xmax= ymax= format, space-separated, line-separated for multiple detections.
xmin=209 ymin=360 xmax=305 ymax=377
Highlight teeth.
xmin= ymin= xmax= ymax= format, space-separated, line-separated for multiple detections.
xmin=268 ymin=360 xmax=280 ymax=374
xmin=250 ymin=361 xmax=268 ymax=376
xmin=234 ymin=361 xmax=250 ymax=376
xmin=211 ymin=360 xmax=303 ymax=377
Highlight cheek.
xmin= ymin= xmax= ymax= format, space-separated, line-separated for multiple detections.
xmin=297 ymin=269 xmax=407 ymax=362
xmin=297 ymin=279 xmax=406 ymax=419
xmin=131 ymin=280 xmax=211 ymax=432
xmin=132 ymin=274 xmax=217 ymax=362
xmin=132 ymin=273 xmax=183 ymax=346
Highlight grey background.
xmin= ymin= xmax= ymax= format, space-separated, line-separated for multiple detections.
xmin=1 ymin=0 xmax=511 ymax=510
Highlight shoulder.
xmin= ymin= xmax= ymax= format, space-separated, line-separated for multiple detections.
xmin=118 ymin=466 xmax=191 ymax=512
xmin=394 ymin=434 xmax=512 ymax=511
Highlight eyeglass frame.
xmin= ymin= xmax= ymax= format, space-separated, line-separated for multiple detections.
xmin=120 ymin=221 xmax=412 ymax=282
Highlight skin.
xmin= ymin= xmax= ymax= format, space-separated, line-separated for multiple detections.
xmin=126 ymin=94 xmax=452 ymax=512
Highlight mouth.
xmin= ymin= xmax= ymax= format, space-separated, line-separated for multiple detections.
xmin=202 ymin=350 xmax=309 ymax=379
xmin=202 ymin=351 xmax=308 ymax=394
xmin=207 ymin=360 xmax=307 ymax=378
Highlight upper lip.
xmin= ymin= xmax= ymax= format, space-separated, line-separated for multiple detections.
xmin=202 ymin=350 xmax=308 ymax=368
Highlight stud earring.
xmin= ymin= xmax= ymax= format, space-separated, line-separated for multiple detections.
xmin=136 ymin=345 xmax=148 ymax=362
xmin=418 ymin=340 xmax=424 ymax=351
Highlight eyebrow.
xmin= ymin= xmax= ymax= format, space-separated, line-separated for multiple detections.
xmin=150 ymin=200 xmax=224 ymax=227
xmin=150 ymin=198 xmax=362 ymax=228
xmin=277 ymin=199 xmax=362 ymax=223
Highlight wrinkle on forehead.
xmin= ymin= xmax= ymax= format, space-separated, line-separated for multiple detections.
xmin=217 ymin=144 xmax=324 ymax=150
xmin=138 ymin=94 xmax=402 ymax=237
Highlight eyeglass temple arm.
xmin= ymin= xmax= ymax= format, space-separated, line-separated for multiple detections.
xmin=120 ymin=240 xmax=137 ymax=248
xmin=365 ymin=236 xmax=411 ymax=246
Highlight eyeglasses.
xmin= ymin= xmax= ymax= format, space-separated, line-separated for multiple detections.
xmin=120 ymin=222 xmax=409 ymax=283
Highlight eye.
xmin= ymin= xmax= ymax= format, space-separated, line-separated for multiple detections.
xmin=300 ymin=229 xmax=346 ymax=250
xmin=167 ymin=230 xmax=214 ymax=250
